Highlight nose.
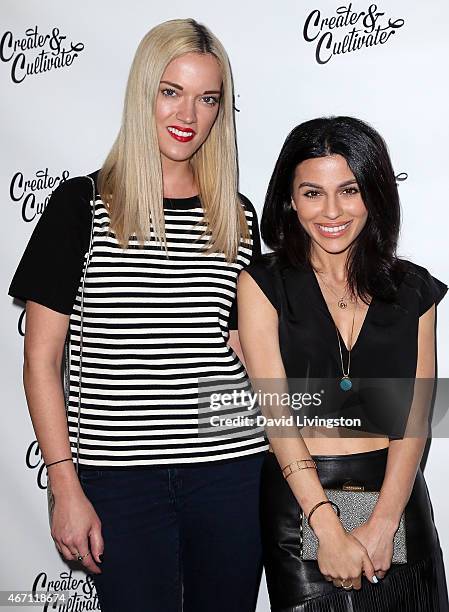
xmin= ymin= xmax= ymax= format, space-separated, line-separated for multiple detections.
xmin=322 ymin=194 xmax=343 ymax=220
xmin=176 ymin=96 xmax=196 ymax=125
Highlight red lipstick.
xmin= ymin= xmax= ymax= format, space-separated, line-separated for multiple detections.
xmin=167 ymin=125 xmax=196 ymax=143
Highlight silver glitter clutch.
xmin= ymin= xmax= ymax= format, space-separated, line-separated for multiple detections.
xmin=47 ymin=176 xmax=96 ymax=525
xmin=300 ymin=483 xmax=407 ymax=564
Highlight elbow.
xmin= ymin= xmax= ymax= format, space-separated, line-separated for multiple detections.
xmin=23 ymin=347 xmax=62 ymax=380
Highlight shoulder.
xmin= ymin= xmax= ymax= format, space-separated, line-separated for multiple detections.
xmin=237 ymin=193 xmax=261 ymax=255
xmin=32 ymin=170 xmax=101 ymax=244
xmin=245 ymin=252 xmax=280 ymax=275
xmin=401 ymin=259 xmax=445 ymax=290
xmin=238 ymin=192 xmax=257 ymax=217
xmin=43 ymin=170 xmax=101 ymax=225
xmin=45 ymin=171 xmax=99 ymax=215
xmin=241 ymin=252 xmax=283 ymax=311
xmin=53 ymin=169 xmax=100 ymax=202
xmin=7 ymin=174 xmax=99 ymax=314
xmin=400 ymin=259 xmax=448 ymax=316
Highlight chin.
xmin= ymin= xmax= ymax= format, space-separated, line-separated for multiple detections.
xmin=322 ymin=244 xmax=352 ymax=255
xmin=162 ymin=148 xmax=195 ymax=162
xmin=312 ymin=236 xmax=354 ymax=255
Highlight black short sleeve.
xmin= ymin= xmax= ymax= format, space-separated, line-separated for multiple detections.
xmin=8 ymin=176 xmax=93 ymax=315
xmin=228 ymin=194 xmax=261 ymax=331
xmin=406 ymin=262 xmax=448 ymax=317
xmin=243 ymin=255 xmax=280 ymax=313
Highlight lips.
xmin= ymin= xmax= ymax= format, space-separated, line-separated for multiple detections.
xmin=315 ymin=220 xmax=353 ymax=238
xmin=167 ymin=125 xmax=196 ymax=142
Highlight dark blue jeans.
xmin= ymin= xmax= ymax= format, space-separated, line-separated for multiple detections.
xmin=79 ymin=452 xmax=266 ymax=612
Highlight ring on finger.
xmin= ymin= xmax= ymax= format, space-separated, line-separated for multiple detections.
xmin=75 ymin=550 xmax=91 ymax=562
xmin=341 ymin=578 xmax=353 ymax=590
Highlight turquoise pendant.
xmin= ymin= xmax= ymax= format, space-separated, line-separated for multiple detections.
xmin=340 ymin=377 xmax=352 ymax=391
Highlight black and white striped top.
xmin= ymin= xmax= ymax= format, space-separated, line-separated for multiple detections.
xmin=9 ymin=170 xmax=268 ymax=467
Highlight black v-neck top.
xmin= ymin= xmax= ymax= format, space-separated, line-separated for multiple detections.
xmin=245 ymin=254 xmax=447 ymax=439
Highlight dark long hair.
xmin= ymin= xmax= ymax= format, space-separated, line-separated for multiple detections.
xmin=261 ymin=116 xmax=405 ymax=302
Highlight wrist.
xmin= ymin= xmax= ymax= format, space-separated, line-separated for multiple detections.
xmin=47 ymin=462 xmax=81 ymax=494
xmin=308 ymin=503 xmax=344 ymax=539
xmin=367 ymin=512 xmax=401 ymax=535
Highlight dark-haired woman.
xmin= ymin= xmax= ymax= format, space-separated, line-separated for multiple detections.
xmin=238 ymin=116 xmax=448 ymax=610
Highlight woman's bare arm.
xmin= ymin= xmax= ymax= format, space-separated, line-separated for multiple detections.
xmin=237 ymin=273 xmax=329 ymax=515
xmin=227 ymin=329 xmax=246 ymax=365
xmin=354 ymin=306 xmax=435 ymax=573
xmin=24 ymin=301 xmax=78 ymax=487
xmin=23 ymin=300 xmax=103 ymax=573
xmin=371 ymin=305 xmax=435 ymax=526
xmin=238 ymin=270 xmax=377 ymax=588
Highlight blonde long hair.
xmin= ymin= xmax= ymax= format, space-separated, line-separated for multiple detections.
xmin=98 ymin=18 xmax=250 ymax=261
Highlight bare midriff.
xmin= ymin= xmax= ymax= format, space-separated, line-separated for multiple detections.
xmin=267 ymin=426 xmax=390 ymax=456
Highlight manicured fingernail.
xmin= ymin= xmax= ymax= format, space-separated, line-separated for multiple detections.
xmin=372 ymin=576 xmax=378 ymax=583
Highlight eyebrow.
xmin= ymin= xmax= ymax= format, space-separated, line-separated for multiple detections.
xmin=298 ymin=179 xmax=358 ymax=189
xmin=160 ymin=80 xmax=221 ymax=95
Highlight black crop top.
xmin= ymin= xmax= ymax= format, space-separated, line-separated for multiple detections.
xmin=245 ymin=254 xmax=447 ymax=439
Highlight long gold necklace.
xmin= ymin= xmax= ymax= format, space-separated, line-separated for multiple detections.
xmin=335 ymin=300 xmax=357 ymax=391
xmin=315 ymin=272 xmax=358 ymax=390
xmin=317 ymin=273 xmax=354 ymax=309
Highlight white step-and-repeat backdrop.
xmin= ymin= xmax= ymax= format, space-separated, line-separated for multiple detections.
xmin=2 ymin=1 xmax=448 ymax=610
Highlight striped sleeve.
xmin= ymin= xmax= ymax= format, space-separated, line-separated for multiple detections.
xmin=228 ymin=193 xmax=261 ymax=330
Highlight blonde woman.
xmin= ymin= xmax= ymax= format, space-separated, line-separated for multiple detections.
xmin=9 ymin=19 xmax=268 ymax=612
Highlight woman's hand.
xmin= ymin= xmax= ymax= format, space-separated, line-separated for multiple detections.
xmin=50 ymin=486 xmax=104 ymax=575
xmin=351 ymin=518 xmax=396 ymax=580
xmin=316 ymin=523 xmax=377 ymax=590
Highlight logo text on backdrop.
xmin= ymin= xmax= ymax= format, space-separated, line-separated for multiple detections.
xmin=0 ymin=26 xmax=84 ymax=83
xmin=10 ymin=169 xmax=70 ymax=222
xmin=303 ymin=3 xmax=405 ymax=64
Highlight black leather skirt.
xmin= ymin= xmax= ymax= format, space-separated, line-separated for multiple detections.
xmin=261 ymin=447 xmax=449 ymax=611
